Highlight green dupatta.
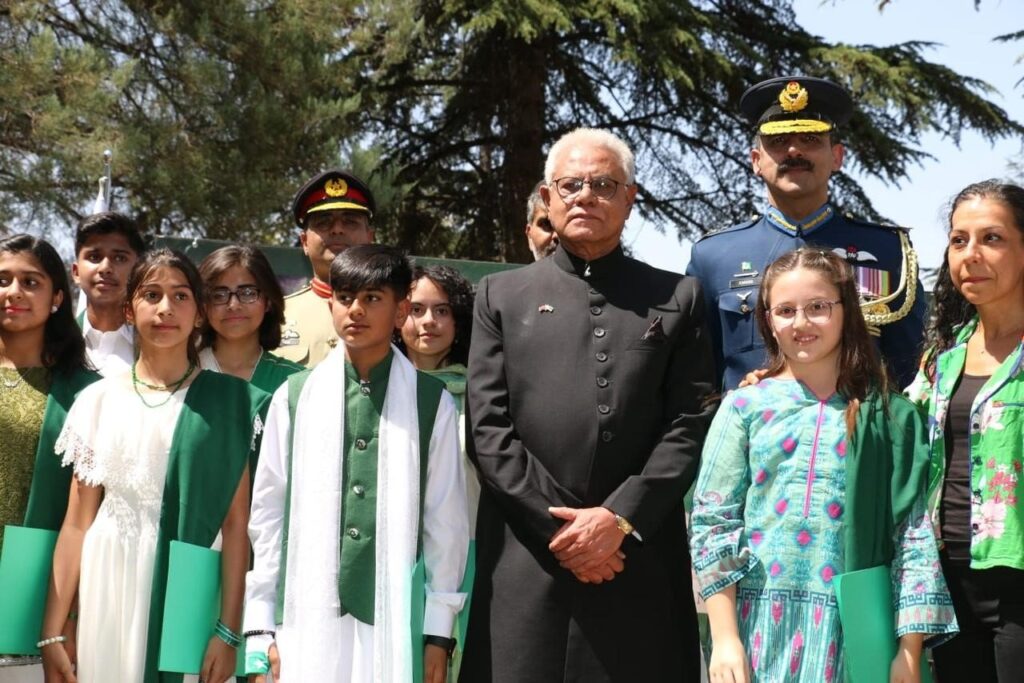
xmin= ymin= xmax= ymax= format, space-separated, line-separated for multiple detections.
xmin=142 ymin=371 xmax=271 ymax=683
xmin=22 ymin=368 xmax=100 ymax=530
xmin=844 ymin=391 xmax=931 ymax=571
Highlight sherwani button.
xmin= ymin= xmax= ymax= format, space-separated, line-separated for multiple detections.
xmin=597 ymin=377 xmax=609 ymax=388
xmin=355 ymin=438 xmax=368 ymax=450
xmin=594 ymin=327 xmax=606 ymax=338
xmin=347 ymin=527 xmax=360 ymax=539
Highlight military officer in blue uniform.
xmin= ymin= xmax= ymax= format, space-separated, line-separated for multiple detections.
xmin=687 ymin=76 xmax=925 ymax=390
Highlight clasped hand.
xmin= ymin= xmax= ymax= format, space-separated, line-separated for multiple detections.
xmin=548 ymin=506 xmax=626 ymax=584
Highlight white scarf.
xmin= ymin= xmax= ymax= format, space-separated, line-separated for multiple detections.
xmin=282 ymin=345 xmax=419 ymax=681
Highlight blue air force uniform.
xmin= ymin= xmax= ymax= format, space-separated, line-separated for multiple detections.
xmin=686 ymin=203 xmax=926 ymax=390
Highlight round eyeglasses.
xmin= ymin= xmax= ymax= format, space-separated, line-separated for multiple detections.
xmin=551 ymin=176 xmax=625 ymax=201
xmin=768 ymin=299 xmax=842 ymax=327
xmin=208 ymin=285 xmax=261 ymax=306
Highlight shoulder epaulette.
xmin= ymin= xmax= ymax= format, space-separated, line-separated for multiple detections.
xmin=694 ymin=215 xmax=761 ymax=244
xmin=841 ymin=212 xmax=912 ymax=233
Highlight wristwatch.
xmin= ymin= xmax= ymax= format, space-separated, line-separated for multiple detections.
xmin=613 ymin=513 xmax=635 ymax=536
xmin=424 ymin=635 xmax=457 ymax=658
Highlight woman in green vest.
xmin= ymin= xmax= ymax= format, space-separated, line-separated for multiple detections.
xmin=397 ymin=264 xmax=475 ymax=677
xmin=907 ymin=180 xmax=1024 ymax=681
xmin=40 ymin=248 xmax=269 ymax=683
xmin=0 ymin=235 xmax=96 ymax=677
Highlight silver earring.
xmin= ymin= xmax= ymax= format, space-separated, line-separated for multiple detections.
xmin=51 ymin=305 xmax=58 ymax=313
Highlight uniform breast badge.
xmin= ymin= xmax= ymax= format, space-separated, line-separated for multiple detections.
xmin=280 ymin=320 xmax=300 ymax=346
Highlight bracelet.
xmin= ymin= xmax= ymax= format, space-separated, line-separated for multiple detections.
xmin=242 ymin=629 xmax=276 ymax=639
xmin=245 ymin=651 xmax=271 ymax=675
xmin=36 ymin=635 xmax=68 ymax=648
xmin=214 ymin=619 xmax=242 ymax=648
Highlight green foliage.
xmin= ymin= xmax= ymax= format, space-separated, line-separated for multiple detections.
xmin=1 ymin=0 xmax=1022 ymax=260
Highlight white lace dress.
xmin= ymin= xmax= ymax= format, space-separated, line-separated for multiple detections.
xmin=56 ymin=375 xmax=186 ymax=683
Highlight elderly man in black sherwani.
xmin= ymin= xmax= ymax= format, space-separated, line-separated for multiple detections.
xmin=460 ymin=127 xmax=716 ymax=682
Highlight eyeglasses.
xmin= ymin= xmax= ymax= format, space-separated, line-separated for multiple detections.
xmin=208 ymin=285 xmax=261 ymax=305
xmin=768 ymin=299 xmax=842 ymax=326
xmin=551 ymin=176 xmax=626 ymax=201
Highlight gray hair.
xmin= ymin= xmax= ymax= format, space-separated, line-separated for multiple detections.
xmin=525 ymin=180 xmax=546 ymax=224
xmin=543 ymin=128 xmax=636 ymax=185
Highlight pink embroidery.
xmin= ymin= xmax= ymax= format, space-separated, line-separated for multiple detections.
xmin=827 ymin=501 xmax=843 ymax=519
xmin=755 ymin=468 xmax=769 ymax=485
xmin=751 ymin=631 xmax=762 ymax=670
xmin=762 ymin=409 xmax=775 ymax=423
xmin=825 ymin=641 xmax=837 ymax=682
xmin=820 ymin=565 xmax=835 ymax=584
xmin=797 ymin=529 xmax=812 ymax=546
xmin=750 ymin=530 xmax=764 ymax=546
xmin=814 ymin=603 xmax=823 ymax=626
xmin=774 ymin=498 xmax=789 ymax=515
xmin=769 ymin=561 xmax=783 ymax=578
xmin=789 ymin=629 xmax=804 ymax=675
xmin=782 ymin=436 xmax=798 ymax=453
xmin=741 ymin=600 xmax=752 ymax=621
xmin=835 ymin=439 xmax=846 ymax=457
xmin=772 ymin=599 xmax=783 ymax=624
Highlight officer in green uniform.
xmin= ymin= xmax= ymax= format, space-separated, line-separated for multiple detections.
xmin=274 ymin=170 xmax=376 ymax=367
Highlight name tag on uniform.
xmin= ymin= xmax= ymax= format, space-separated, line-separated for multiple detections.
xmin=729 ymin=276 xmax=761 ymax=289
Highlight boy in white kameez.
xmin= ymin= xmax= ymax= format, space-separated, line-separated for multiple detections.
xmin=243 ymin=245 xmax=469 ymax=683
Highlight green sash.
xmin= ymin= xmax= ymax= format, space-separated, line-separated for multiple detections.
xmin=844 ymin=391 xmax=930 ymax=571
xmin=22 ymin=368 xmax=100 ymax=531
xmin=249 ymin=352 xmax=304 ymax=396
xmin=141 ymin=371 xmax=271 ymax=683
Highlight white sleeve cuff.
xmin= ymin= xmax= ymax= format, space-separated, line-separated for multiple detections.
xmin=423 ymin=591 xmax=466 ymax=637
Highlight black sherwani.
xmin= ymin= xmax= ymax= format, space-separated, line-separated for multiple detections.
xmin=461 ymin=245 xmax=716 ymax=682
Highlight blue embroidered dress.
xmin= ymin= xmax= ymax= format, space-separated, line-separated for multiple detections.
xmin=690 ymin=379 xmax=956 ymax=682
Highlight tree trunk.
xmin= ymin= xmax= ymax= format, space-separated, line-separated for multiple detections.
xmin=498 ymin=34 xmax=547 ymax=264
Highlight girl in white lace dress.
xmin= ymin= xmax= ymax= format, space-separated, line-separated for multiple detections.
xmin=40 ymin=250 xmax=262 ymax=683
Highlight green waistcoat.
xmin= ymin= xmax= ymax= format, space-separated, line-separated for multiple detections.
xmin=274 ymin=355 xmax=446 ymax=627
xmin=338 ymin=354 xmax=392 ymax=623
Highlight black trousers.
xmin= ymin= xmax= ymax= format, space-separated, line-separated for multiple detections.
xmin=933 ymin=556 xmax=1024 ymax=682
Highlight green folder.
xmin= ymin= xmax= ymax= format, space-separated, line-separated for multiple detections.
xmin=0 ymin=525 xmax=58 ymax=655
xmin=411 ymin=556 xmax=426 ymax=683
xmin=157 ymin=540 xmax=244 ymax=675
xmin=834 ymin=565 xmax=933 ymax=683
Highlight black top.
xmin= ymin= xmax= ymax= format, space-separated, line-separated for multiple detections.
xmin=942 ymin=373 xmax=989 ymax=563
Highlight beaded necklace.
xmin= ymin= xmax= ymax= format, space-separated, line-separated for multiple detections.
xmin=131 ymin=360 xmax=197 ymax=408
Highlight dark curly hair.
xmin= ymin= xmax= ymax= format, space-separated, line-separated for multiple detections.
xmin=755 ymin=247 xmax=888 ymax=431
xmin=198 ymin=245 xmax=286 ymax=350
xmin=395 ymin=264 xmax=474 ymax=367
xmin=922 ymin=179 xmax=1024 ymax=381
xmin=0 ymin=234 xmax=88 ymax=375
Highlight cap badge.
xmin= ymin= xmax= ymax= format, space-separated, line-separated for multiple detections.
xmin=778 ymin=81 xmax=809 ymax=113
xmin=324 ymin=177 xmax=348 ymax=197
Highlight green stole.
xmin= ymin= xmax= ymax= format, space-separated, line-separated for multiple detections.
xmin=141 ymin=371 xmax=271 ymax=683
xmin=249 ymin=352 xmax=304 ymax=395
xmin=274 ymin=368 xmax=444 ymax=624
xmin=22 ymin=368 xmax=101 ymax=530
xmin=844 ymin=391 xmax=931 ymax=571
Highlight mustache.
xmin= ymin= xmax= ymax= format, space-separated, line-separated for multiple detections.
xmin=778 ymin=157 xmax=814 ymax=173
